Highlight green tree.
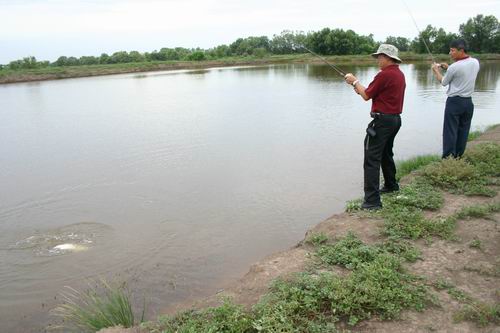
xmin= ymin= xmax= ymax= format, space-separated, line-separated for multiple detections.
xmin=306 ymin=28 xmax=331 ymax=54
xmin=66 ymin=57 xmax=80 ymax=66
xmin=109 ymin=51 xmax=131 ymax=64
xmin=187 ymin=51 xmax=206 ymax=61
xmin=54 ymin=56 xmax=69 ymax=66
xmin=306 ymin=28 xmax=376 ymax=55
xmin=384 ymin=36 xmax=410 ymax=52
xmin=174 ymin=47 xmax=191 ymax=60
xmin=230 ymin=36 xmax=269 ymax=55
xmin=411 ymin=25 xmax=437 ymax=54
xmin=99 ymin=53 xmax=110 ymax=64
xmin=155 ymin=48 xmax=187 ymax=61
xmin=79 ymin=56 xmax=99 ymax=65
xmin=128 ymin=51 xmax=145 ymax=62
xmin=432 ymin=28 xmax=458 ymax=54
xmin=213 ymin=44 xmax=232 ymax=58
xmin=270 ymin=30 xmax=307 ymax=54
xmin=8 ymin=56 xmax=49 ymax=69
xmin=252 ymin=47 xmax=268 ymax=58
xmin=459 ymin=14 xmax=500 ymax=53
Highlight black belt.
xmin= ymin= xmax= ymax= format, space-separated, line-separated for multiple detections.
xmin=370 ymin=112 xmax=401 ymax=118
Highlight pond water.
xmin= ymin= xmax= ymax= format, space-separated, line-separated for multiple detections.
xmin=0 ymin=62 xmax=499 ymax=331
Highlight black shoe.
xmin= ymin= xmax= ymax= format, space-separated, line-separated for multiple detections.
xmin=380 ymin=186 xmax=399 ymax=194
xmin=361 ymin=202 xmax=382 ymax=210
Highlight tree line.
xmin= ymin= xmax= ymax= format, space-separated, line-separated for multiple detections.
xmin=2 ymin=14 xmax=498 ymax=70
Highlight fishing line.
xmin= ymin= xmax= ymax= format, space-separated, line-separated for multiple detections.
xmin=295 ymin=44 xmax=347 ymax=77
xmin=401 ymin=0 xmax=437 ymax=63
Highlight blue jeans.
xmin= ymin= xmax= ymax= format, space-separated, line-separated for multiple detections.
xmin=442 ymin=96 xmax=474 ymax=158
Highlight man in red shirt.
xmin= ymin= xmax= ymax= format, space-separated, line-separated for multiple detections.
xmin=344 ymin=44 xmax=406 ymax=210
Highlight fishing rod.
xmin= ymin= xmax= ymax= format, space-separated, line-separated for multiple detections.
xmin=296 ymin=44 xmax=347 ymax=77
xmin=401 ymin=0 xmax=437 ymax=64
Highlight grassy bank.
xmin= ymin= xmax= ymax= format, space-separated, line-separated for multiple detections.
xmin=143 ymin=142 xmax=499 ymax=332
xmin=2 ymin=53 xmax=500 ymax=84
xmin=53 ymin=126 xmax=500 ymax=332
xmin=143 ymin=134 xmax=500 ymax=333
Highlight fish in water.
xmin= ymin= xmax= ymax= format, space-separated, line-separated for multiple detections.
xmin=52 ymin=243 xmax=88 ymax=252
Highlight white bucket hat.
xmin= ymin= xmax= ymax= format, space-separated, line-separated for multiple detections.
xmin=371 ymin=44 xmax=402 ymax=63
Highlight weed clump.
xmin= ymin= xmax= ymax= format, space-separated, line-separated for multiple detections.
xmin=463 ymin=142 xmax=500 ymax=177
xmin=305 ymin=232 xmax=329 ymax=246
xmin=52 ymin=280 xmax=143 ymax=332
xmin=432 ymin=279 xmax=500 ymax=327
xmin=455 ymin=202 xmax=500 ymax=220
xmin=454 ymin=302 xmax=500 ymax=327
xmin=419 ymin=145 xmax=499 ymax=197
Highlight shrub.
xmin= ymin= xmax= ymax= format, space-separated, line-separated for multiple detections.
xmin=463 ymin=143 xmax=500 ymax=177
xmin=420 ymin=158 xmax=494 ymax=196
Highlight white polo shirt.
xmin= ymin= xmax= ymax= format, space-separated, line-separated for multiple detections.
xmin=442 ymin=57 xmax=480 ymax=97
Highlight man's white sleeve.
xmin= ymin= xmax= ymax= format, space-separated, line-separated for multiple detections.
xmin=441 ymin=65 xmax=455 ymax=86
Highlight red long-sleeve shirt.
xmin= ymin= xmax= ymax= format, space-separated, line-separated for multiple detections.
xmin=365 ymin=64 xmax=406 ymax=114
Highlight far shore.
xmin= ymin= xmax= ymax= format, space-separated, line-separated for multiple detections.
xmin=2 ymin=53 xmax=500 ymax=85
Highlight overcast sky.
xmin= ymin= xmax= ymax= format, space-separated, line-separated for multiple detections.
xmin=1 ymin=0 xmax=499 ymax=64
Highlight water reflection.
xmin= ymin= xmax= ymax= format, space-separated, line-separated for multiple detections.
xmin=476 ymin=62 xmax=499 ymax=91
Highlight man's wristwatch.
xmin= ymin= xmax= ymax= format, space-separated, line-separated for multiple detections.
xmin=352 ymin=80 xmax=359 ymax=87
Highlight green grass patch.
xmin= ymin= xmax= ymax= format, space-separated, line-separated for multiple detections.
xmin=345 ymin=198 xmax=363 ymax=213
xmin=305 ymin=232 xmax=329 ymax=246
xmin=256 ymin=254 xmax=430 ymax=328
xmin=382 ymin=181 xmax=444 ymax=211
xmin=463 ymin=142 xmax=500 ymax=177
xmin=396 ymin=154 xmax=440 ymax=181
xmin=314 ymin=233 xmax=421 ymax=268
xmin=382 ymin=207 xmax=456 ymax=240
xmin=52 ymin=280 xmax=143 ymax=332
xmin=432 ymin=279 xmax=500 ymax=327
xmin=419 ymin=157 xmax=496 ymax=197
xmin=432 ymin=278 xmax=455 ymax=291
xmin=315 ymin=232 xmax=381 ymax=269
xmin=468 ymin=130 xmax=483 ymax=142
xmin=454 ymin=302 xmax=500 ymax=327
xmin=379 ymin=237 xmax=422 ymax=262
xmin=146 ymin=299 xmax=254 ymax=333
xmin=468 ymin=124 xmax=500 ymax=142
xmin=455 ymin=202 xmax=500 ymax=220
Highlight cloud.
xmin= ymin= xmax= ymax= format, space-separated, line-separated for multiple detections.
xmin=0 ymin=0 xmax=498 ymax=62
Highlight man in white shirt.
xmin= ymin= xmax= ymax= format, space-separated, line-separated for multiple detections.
xmin=431 ymin=39 xmax=480 ymax=158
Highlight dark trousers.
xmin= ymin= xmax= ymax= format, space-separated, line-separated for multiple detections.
xmin=443 ymin=96 xmax=474 ymax=158
xmin=364 ymin=115 xmax=401 ymax=205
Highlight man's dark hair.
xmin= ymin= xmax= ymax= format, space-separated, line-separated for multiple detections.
xmin=449 ymin=39 xmax=468 ymax=52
